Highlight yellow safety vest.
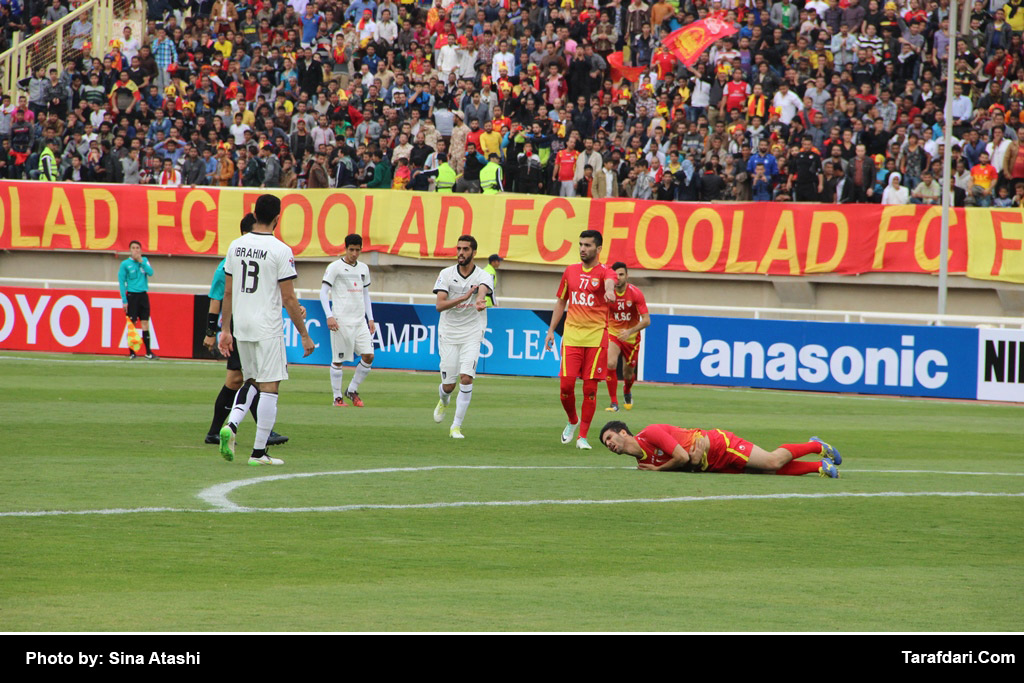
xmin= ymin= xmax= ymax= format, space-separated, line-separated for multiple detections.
xmin=480 ymin=162 xmax=501 ymax=194
xmin=39 ymin=147 xmax=57 ymax=181
xmin=436 ymin=163 xmax=456 ymax=192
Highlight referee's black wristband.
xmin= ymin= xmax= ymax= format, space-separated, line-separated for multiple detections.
xmin=206 ymin=313 xmax=220 ymax=336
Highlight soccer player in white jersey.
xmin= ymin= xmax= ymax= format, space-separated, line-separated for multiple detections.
xmin=218 ymin=195 xmax=315 ymax=466
xmin=432 ymin=234 xmax=493 ymax=439
xmin=321 ymin=233 xmax=375 ymax=407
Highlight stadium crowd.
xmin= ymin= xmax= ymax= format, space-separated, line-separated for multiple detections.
xmin=4 ymin=0 xmax=1024 ymax=205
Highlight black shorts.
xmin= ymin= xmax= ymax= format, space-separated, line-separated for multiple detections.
xmin=226 ymin=343 xmax=242 ymax=372
xmin=125 ymin=292 xmax=150 ymax=321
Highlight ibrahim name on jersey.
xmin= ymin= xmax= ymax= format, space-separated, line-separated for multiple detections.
xmin=433 ymin=265 xmax=494 ymax=344
xmin=557 ymin=262 xmax=615 ymax=347
xmin=223 ymin=232 xmax=297 ymax=342
xmin=323 ymin=258 xmax=371 ymax=324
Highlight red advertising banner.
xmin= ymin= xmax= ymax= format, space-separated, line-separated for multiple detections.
xmin=0 ymin=287 xmax=196 ymax=358
xmin=1 ymin=181 xmax=1020 ymax=283
xmin=593 ymin=201 xmax=970 ymax=276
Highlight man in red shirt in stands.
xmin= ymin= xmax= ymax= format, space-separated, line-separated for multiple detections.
xmin=553 ymin=138 xmax=580 ymax=197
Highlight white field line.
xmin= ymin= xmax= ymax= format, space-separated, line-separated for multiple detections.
xmin=0 ymin=466 xmax=1021 ymax=517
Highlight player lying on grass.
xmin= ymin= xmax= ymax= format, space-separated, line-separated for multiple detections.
xmin=599 ymin=421 xmax=842 ymax=477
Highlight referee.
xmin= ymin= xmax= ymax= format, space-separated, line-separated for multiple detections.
xmin=118 ymin=240 xmax=156 ymax=359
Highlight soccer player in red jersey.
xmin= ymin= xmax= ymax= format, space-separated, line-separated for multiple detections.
xmin=599 ymin=421 xmax=842 ymax=478
xmin=544 ymin=230 xmax=617 ymax=450
xmin=604 ymin=262 xmax=650 ymax=412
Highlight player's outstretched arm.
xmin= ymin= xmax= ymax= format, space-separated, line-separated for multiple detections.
xmin=545 ymin=297 xmax=567 ymax=350
xmin=320 ymin=281 xmax=338 ymax=331
xmin=435 ymin=286 xmax=477 ymax=312
xmin=281 ymin=279 xmax=314 ymax=357
xmin=620 ymin=312 xmax=652 ymax=341
xmin=474 ymin=283 xmax=491 ymax=311
xmin=638 ymin=444 xmax=693 ymax=472
xmin=217 ymin=275 xmax=234 ymax=358
xmin=363 ymin=286 xmax=375 ymax=334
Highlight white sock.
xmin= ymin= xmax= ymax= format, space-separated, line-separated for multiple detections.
xmin=439 ymin=383 xmax=452 ymax=405
xmin=347 ymin=360 xmax=372 ymax=393
xmin=453 ymin=384 xmax=473 ymax=427
xmin=228 ymin=384 xmax=258 ymax=428
xmin=253 ymin=392 xmax=278 ymax=451
xmin=330 ymin=365 xmax=344 ymax=399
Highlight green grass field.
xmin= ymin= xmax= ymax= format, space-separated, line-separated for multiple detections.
xmin=1 ymin=352 xmax=1021 ymax=632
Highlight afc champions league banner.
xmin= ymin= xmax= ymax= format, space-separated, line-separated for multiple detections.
xmin=284 ymin=299 xmax=561 ymax=377
xmin=1 ymin=182 xmax=1023 ymax=284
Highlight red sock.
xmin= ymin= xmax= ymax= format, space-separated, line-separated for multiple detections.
xmin=579 ymin=379 xmax=599 ymax=438
xmin=559 ymin=376 xmax=578 ymax=424
xmin=781 ymin=442 xmax=823 ymax=459
xmin=606 ymin=369 xmax=618 ymax=403
xmin=776 ymin=460 xmax=822 ymax=476
xmin=624 ymin=376 xmax=635 ymax=394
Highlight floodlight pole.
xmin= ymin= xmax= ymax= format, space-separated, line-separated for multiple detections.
xmin=939 ymin=0 xmax=957 ymax=317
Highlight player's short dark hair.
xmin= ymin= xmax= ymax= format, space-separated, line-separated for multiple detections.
xmin=240 ymin=213 xmax=256 ymax=235
xmin=345 ymin=233 xmax=363 ymax=248
xmin=610 ymin=261 xmax=627 ymax=272
xmin=254 ymin=194 xmax=281 ymax=225
xmin=129 ymin=240 xmax=142 ymax=248
xmin=488 ymin=253 xmax=502 ymax=264
xmin=457 ymin=234 xmax=478 ymax=250
xmin=600 ymin=421 xmax=632 ymax=443
xmin=579 ymin=229 xmax=603 ymax=247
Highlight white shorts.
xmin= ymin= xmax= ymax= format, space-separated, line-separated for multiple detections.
xmin=237 ymin=337 xmax=289 ymax=383
xmin=439 ymin=339 xmax=480 ymax=382
xmin=330 ymin=322 xmax=373 ymax=364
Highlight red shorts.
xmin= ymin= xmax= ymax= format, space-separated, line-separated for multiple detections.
xmin=560 ymin=341 xmax=607 ymax=380
xmin=701 ymin=429 xmax=755 ymax=474
xmin=610 ymin=336 xmax=639 ymax=367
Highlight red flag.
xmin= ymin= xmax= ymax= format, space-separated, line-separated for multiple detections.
xmin=661 ymin=15 xmax=739 ymax=67
xmin=607 ymin=51 xmax=646 ymax=83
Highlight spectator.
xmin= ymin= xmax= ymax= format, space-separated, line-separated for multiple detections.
xmin=881 ymin=172 xmax=909 ymax=205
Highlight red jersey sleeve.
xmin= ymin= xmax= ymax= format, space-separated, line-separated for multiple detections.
xmin=556 ymin=269 xmax=570 ymax=300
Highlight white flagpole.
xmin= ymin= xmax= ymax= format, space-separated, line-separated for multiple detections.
xmin=939 ymin=0 xmax=957 ymax=317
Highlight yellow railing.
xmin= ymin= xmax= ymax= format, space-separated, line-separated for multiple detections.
xmin=0 ymin=0 xmax=144 ymax=97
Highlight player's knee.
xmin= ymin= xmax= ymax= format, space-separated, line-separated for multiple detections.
xmin=767 ymin=451 xmax=789 ymax=470
xmin=362 ymin=354 xmax=374 ymax=364
xmin=459 ymin=374 xmax=473 ymax=385
xmin=559 ymin=376 xmax=575 ymax=394
xmin=332 ymin=362 xmax=343 ymax=369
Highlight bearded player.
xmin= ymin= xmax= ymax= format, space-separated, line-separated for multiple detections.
xmin=604 ymin=262 xmax=649 ymax=412
xmin=544 ymin=230 xmax=617 ymax=450
xmin=432 ymin=235 xmax=493 ymax=438
xmin=599 ymin=421 xmax=842 ymax=477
